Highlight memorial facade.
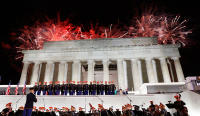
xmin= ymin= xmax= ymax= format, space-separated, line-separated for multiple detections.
xmin=19 ymin=37 xmax=185 ymax=91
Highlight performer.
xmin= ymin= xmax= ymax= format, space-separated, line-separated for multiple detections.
xmin=43 ymin=82 xmax=48 ymax=95
xmin=97 ymin=81 xmax=101 ymax=95
xmin=60 ymin=81 xmax=65 ymax=95
xmin=55 ymin=81 xmax=61 ymax=95
xmin=100 ymin=81 xmax=105 ymax=95
xmin=89 ymin=82 xmax=93 ymax=95
xmin=149 ymin=101 xmax=155 ymax=112
xmin=63 ymin=81 xmax=69 ymax=95
xmin=15 ymin=106 xmax=24 ymax=116
xmin=1 ymin=102 xmax=15 ymax=116
xmin=76 ymin=81 xmax=82 ymax=95
xmin=111 ymin=83 xmax=116 ymax=95
xmin=114 ymin=109 xmax=121 ymax=116
xmin=69 ymin=81 xmax=75 ymax=95
xmin=92 ymin=81 xmax=97 ymax=95
xmin=47 ymin=81 xmax=53 ymax=95
xmin=23 ymin=87 xmax=37 ymax=116
xmin=108 ymin=81 xmax=112 ymax=95
xmin=37 ymin=82 xmax=42 ymax=95
xmin=33 ymin=83 xmax=38 ymax=95
xmin=78 ymin=107 xmax=86 ymax=116
xmin=83 ymin=81 xmax=89 ymax=95
xmin=104 ymin=81 xmax=109 ymax=95
xmin=173 ymin=94 xmax=186 ymax=116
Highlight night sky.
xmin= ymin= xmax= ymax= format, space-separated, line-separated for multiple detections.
xmin=0 ymin=0 xmax=200 ymax=84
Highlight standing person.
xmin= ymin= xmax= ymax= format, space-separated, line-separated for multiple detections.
xmin=23 ymin=87 xmax=37 ymax=116
xmin=48 ymin=81 xmax=53 ymax=95
xmin=104 ymin=81 xmax=109 ymax=95
xmin=89 ymin=82 xmax=93 ymax=95
xmin=173 ymin=94 xmax=186 ymax=116
xmin=1 ymin=102 xmax=15 ymax=116
xmin=83 ymin=81 xmax=89 ymax=95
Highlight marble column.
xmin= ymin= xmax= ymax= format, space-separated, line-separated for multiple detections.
xmin=87 ymin=60 xmax=95 ymax=83
xmin=172 ymin=57 xmax=185 ymax=82
xmin=159 ymin=57 xmax=171 ymax=83
xmin=58 ymin=61 xmax=68 ymax=83
xmin=145 ymin=58 xmax=157 ymax=83
xmin=30 ymin=61 xmax=41 ymax=85
xmin=117 ymin=59 xmax=125 ymax=90
xmin=137 ymin=60 xmax=143 ymax=83
xmin=19 ymin=61 xmax=30 ymax=85
xmin=167 ymin=59 xmax=175 ymax=82
xmin=72 ymin=60 xmax=81 ymax=83
xmin=123 ymin=60 xmax=128 ymax=90
xmin=152 ymin=59 xmax=158 ymax=82
xmin=44 ymin=61 xmax=55 ymax=83
xmin=103 ymin=59 xmax=109 ymax=83
xmin=131 ymin=59 xmax=142 ymax=91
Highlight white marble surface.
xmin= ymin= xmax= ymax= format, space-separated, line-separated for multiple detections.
xmin=22 ymin=38 xmax=180 ymax=62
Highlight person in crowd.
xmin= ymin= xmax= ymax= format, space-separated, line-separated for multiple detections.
xmin=159 ymin=103 xmax=168 ymax=116
xmin=60 ymin=81 xmax=65 ymax=95
xmin=76 ymin=81 xmax=82 ymax=95
xmin=149 ymin=101 xmax=155 ymax=113
xmin=43 ymin=82 xmax=48 ymax=95
xmin=83 ymin=81 xmax=89 ymax=95
xmin=15 ymin=106 xmax=24 ymax=116
xmin=154 ymin=104 xmax=161 ymax=116
xmin=173 ymin=93 xmax=187 ymax=116
xmin=108 ymin=81 xmax=112 ymax=95
xmin=132 ymin=105 xmax=142 ymax=116
xmin=96 ymin=81 xmax=101 ymax=95
xmin=55 ymin=81 xmax=61 ymax=95
xmin=100 ymin=81 xmax=105 ymax=95
xmin=23 ymin=87 xmax=37 ymax=116
xmin=1 ymin=102 xmax=15 ymax=116
xmin=119 ymin=89 xmax=123 ymax=95
xmin=63 ymin=81 xmax=69 ymax=95
xmin=115 ymin=109 xmax=121 ymax=116
xmin=92 ymin=81 xmax=97 ymax=95
xmin=104 ymin=81 xmax=109 ymax=95
xmin=78 ymin=107 xmax=86 ymax=116
xmin=48 ymin=81 xmax=54 ymax=95
xmin=107 ymin=107 xmax=116 ymax=116
xmin=123 ymin=104 xmax=134 ymax=116
xmin=33 ymin=83 xmax=38 ymax=95
xmin=31 ymin=106 xmax=38 ymax=116
xmin=37 ymin=82 xmax=42 ymax=95
xmin=111 ymin=83 xmax=116 ymax=95
xmin=89 ymin=82 xmax=93 ymax=95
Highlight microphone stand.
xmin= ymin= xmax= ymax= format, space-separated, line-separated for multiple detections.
xmin=42 ymin=96 xmax=46 ymax=108
xmin=125 ymin=94 xmax=132 ymax=105
xmin=15 ymin=95 xmax=25 ymax=111
xmin=96 ymin=95 xmax=104 ymax=106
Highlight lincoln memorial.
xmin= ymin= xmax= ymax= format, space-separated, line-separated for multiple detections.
xmin=19 ymin=37 xmax=185 ymax=91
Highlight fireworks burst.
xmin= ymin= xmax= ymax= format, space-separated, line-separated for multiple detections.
xmin=13 ymin=13 xmax=191 ymax=59
xmin=128 ymin=14 xmax=192 ymax=45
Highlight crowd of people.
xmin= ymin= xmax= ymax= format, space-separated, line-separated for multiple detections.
xmin=33 ymin=81 xmax=118 ymax=96
xmin=0 ymin=82 xmax=189 ymax=116
xmin=0 ymin=89 xmax=188 ymax=116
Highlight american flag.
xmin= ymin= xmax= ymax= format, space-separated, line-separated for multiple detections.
xmin=6 ymin=82 xmax=11 ymax=95
xmin=15 ymin=84 xmax=19 ymax=95
xmin=22 ymin=82 xmax=26 ymax=95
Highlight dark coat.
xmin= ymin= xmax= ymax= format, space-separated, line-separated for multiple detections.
xmin=24 ymin=93 xmax=37 ymax=109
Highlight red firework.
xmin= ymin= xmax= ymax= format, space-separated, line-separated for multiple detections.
xmin=129 ymin=14 xmax=192 ymax=45
xmin=13 ymin=13 xmax=191 ymax=60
